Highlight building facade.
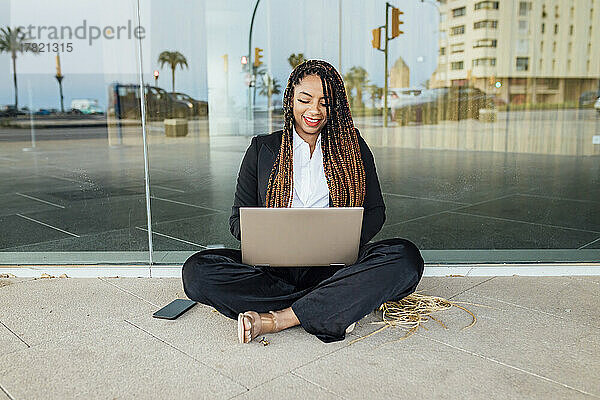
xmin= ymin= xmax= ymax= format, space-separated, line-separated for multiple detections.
xmin=431 ymin=0 xmax=600 ymax=104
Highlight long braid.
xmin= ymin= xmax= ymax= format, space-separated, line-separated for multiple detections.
xmin=265 ymin=59 xmax=366 ymax=208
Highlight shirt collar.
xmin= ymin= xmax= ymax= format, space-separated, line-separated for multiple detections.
xmin=292 ymin=125 xmax=321 ymax=151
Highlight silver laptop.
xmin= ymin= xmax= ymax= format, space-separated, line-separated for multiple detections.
xmin=240 ymin=207 xmax=363 ymax=267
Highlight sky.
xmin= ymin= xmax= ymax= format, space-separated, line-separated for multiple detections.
xmin=0 ymin=0 xmax=439 ymax=111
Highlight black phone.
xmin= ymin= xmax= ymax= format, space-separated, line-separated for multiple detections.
xmin=152 ymin=299 xmax=196 ymax=320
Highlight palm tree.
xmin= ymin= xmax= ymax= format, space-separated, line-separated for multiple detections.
xmin=287 ymin=53 xmax=306 ymax=69
xmin=367 ymin=84 xmax=383 ymax=110
xmin=0 ymin=27 xmax=39 ymax=109
xmin=344 ymin=66 xmax=369 ymax=109
xmin=257 ymin=69 xmax=281 ymax=111
xmin=157 ymin=51 xmax=188 ymax=92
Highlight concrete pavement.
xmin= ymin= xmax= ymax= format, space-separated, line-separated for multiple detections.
xmin=1 ymin=275 xmax=598 ymax=399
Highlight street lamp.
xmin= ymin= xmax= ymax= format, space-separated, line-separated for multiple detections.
xmin=153 ymin=70 xmax=159 ymax=86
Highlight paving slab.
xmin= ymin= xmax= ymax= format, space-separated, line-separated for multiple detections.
xmin=98 ymin=277 xmax=186 ymax=308
xmin=235 ymin=372 xmax=341 ymax=399
xmin=293 ymin=334 xmax=588 ymax=400
xmin=0 ymin=322 xmax=244 ymax=400
xmin=0 ymin=387 xmax=10 ymax=400
xmin=461 ymin=276 xmax=600 ymax=329
xmin=127 ymin=304 xmax=350 ymax=389
xmin=0 ymin=278 xmax=157 ymax=346
xmin=0 ymin=319 xmax=29 ymax=355
xmin=459 ymin=194 xmax=600 ymax=233
xmin=415 ymin=276 xmax=492 ymax=299
xmin=419 ymin=292 xmax=600 ymax=397
xmin=374 ymin=211 xmax=598 ymax=249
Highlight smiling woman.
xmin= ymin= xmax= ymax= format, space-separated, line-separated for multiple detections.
xmin=181 ymin=59 xmax=425 ymax=344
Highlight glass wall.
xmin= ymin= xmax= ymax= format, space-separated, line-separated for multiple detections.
xmin=1 ymin=0 xmax=599 ymax=265
xmin=0 ymin=0 xmax=151 ymax=264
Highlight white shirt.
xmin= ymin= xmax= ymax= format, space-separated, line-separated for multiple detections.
xmin=290 ymin=127 xmax=330 ymax=208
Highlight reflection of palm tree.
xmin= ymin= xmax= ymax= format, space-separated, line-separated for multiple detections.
xmin=344 ymin=66 xmax=369 ymax=109
xmin=257 ymin=68 xmax=281 ymax=110
xmin=0 ymin=27 xmax=40 ymax=109
xmin=287 ymin=53 xmax=306 ymax=69
xmin=367 ymin=84 xmax=383 ymax=110
xmin=157 ymin=51 xmax=188 ymax=92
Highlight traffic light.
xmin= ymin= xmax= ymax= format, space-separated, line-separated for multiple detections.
xmin=371 ymin=28 xmax=381 ymax=50
xmin=254 ymin=47 xmax=263 ymax=67
xmin=391 ymin=7 xmax=404 ymax=38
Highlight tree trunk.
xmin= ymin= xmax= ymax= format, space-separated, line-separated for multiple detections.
xmin=171 ymin=67 xmax=175 ymax=92
xmin=12 ymin=53 xmax=18 ymax=109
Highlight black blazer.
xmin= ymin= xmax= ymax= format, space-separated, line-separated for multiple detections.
xmin=229 ymin=129 xmax=386 ymax=247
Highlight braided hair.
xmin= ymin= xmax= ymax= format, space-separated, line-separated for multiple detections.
xmin=264 ymin=59 xmax=366 ymax=208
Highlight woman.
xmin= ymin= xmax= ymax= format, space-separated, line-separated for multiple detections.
xmin=182 ymin=59 xmax=424 ymax=344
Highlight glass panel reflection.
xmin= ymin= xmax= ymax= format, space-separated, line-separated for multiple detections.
xmin=0 ymin=0 xmax=151 ymax=263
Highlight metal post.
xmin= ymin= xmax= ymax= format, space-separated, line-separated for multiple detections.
xmin=135 ymin=0 xmax=154 ymax=268
xmin=248 ymin=0 xmax=261 ymax=122
xmin=383 ymin=2 xmax=390 ymax=127
xmin=338 ymin=0 xmax=342 ymax=73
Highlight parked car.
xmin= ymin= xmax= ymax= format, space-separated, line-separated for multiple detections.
xmin=107 ymin=84 xmax=193 ymax=121
xmin=578 ymin=90 xmax=600 ymax=108
xmin=392 ymin=86 xmax=494 ymax=125
xmin=0 ymin=105 xmax=26 ymax=117
xmin=170 ymin=92 xmax=208 ymax=117
xmin=376 ymin=88 xmax=421 ymax=116
xmin=594 ymin=97 xmax=600 ymax=114
xmin=71 ymin=99 xmax=104 ymax=115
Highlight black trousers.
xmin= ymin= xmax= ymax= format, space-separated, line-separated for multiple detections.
xmin=182 ymin=237 xmax=424 ymax=343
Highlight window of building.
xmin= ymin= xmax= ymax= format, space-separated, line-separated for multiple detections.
xmin=474 ymin=1 xmax=499 ymax=11
xmin=570 ymin=6 xmax=574 ymax=18
xmin=472 ymin=57 xmax=497 ymax=66
xmin=516 ymin=57 xmax=529 ymax=71
xmin=570 ymin=25 xmax=574 ymax=35
xmin=554 ymin=5 xmax=559 ymax=18
xmin=542 ymin=4 xmax=547 ymax=18
xmin=553 ymin=41 xmax=556 ymax=52
xmin=540 ymin=41 xmax=544 ymax=51
xmin=451 ymin=61 xmax=464 ymax=70
xmin=453 ymin=7 xmax=466 ymax=17
xmin=567 ymin=59 xmax=571 ymax=71
xmin=568 ymin=42 xmax=572 ymax=53
xmin=516 ymin=39 xmax=529 ymax=53
xmin=474 ymin=19 xmax=498 ymax=29
xmin=588 ymin=43 xmax=592 ymax=54
xmin=552 ymin=59 xmax=556 ymax=71
xmin=440 ymin=12 xmax=447 ymax=22
xmin=451 ymin=43 xmax=465 ymax=53
xmin=473 ymin=38 xmax=498 ymax=48
xmin=554 ymin=24 xmax=558 ymax=34
xmin=541 ymin=23 xmax=545 ymax=33
xmin=519 ymin=2 xmax=531 ymax=16
xmin=519 ymin=20 xmax=528 ymax=32
xmin=451 ymin=25 xmax=465 ymax=35
xmin=539 ymin=58 xmax=543 ymax=69
xmin=439 ymin=47 xmax=446 ymax=55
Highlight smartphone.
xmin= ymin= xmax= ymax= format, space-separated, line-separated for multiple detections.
xmin=152 ymin=299 xmax=196 ymax=320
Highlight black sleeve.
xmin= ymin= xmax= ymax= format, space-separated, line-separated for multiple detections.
xmin=229 ymin=136 xmax=259 ymax=241
xmin=358 ymin=134 xmax=386 ymax=246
